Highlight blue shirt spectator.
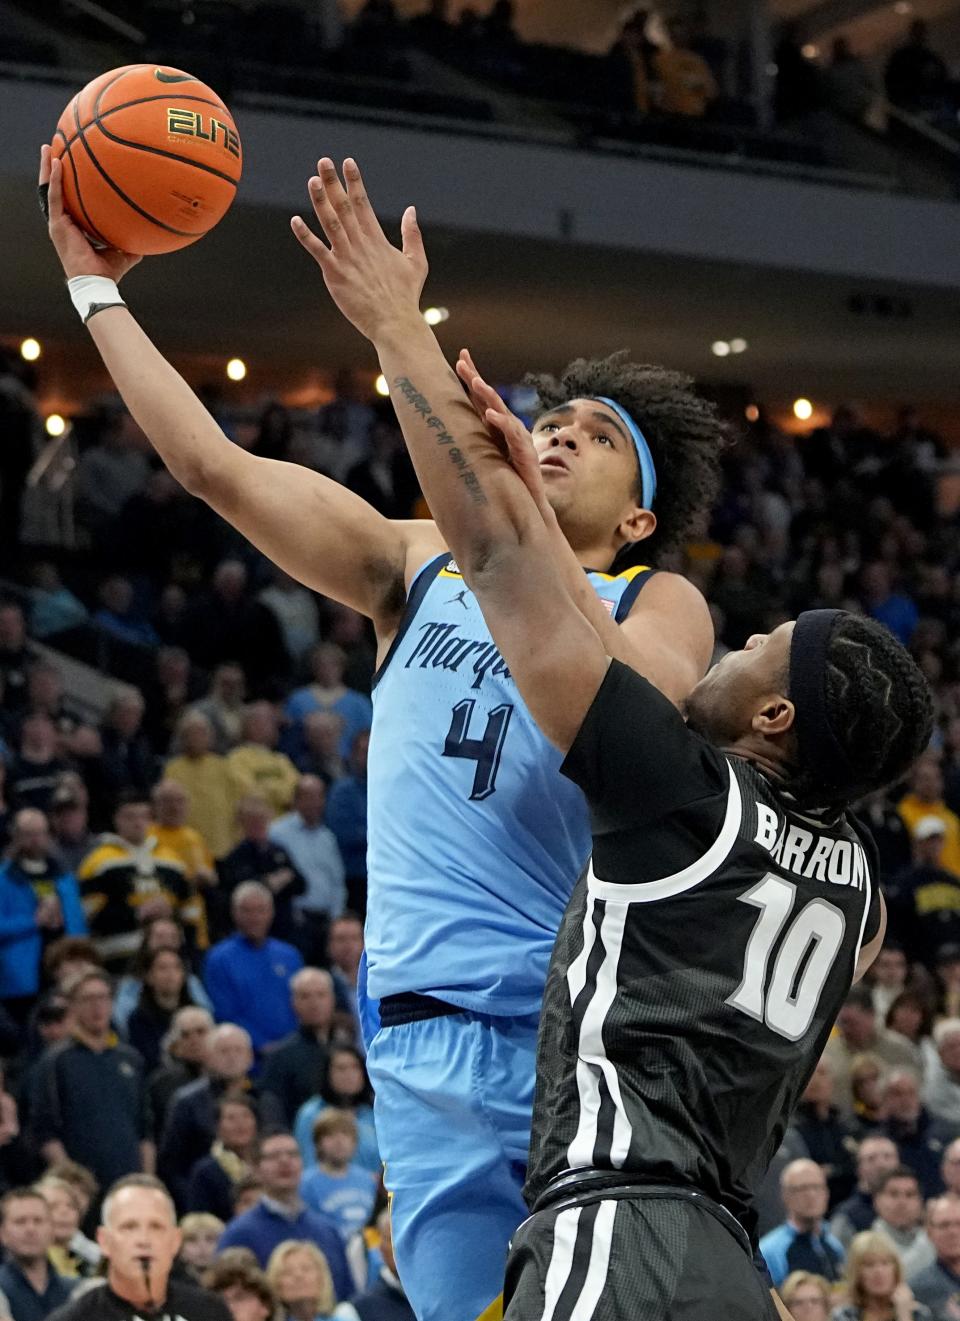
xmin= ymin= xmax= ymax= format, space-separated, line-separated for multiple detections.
xmin=203 ymin=883 xmax=303 ymax=1052
xmin=0 ymin=810 xmax=86 ymax=1002
xmin=269 ymin=780 xmax=346 ymax=922
xmin=217 ymin=1131 xmax=352 ymax=1301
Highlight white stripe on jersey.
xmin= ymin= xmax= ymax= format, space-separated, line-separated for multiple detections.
xmin=586 ymin=760 xmax=742 ymax=904
xmin=567 ymin=899 xmax=632 ymax=1171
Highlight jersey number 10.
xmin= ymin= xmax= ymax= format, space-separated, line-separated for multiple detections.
xmin=726 ymin=874 xmax=847 ymax=1042
xmin=443 ymin=700 xmax=514 ymax=801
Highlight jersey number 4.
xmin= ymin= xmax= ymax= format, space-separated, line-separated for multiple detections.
xmin=727 ymin=874 xmax=846 ymax=1042
xmin=443 ymin=700 xmax=514 ymax=800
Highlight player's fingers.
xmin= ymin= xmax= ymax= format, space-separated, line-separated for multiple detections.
xmin=400 ymin=206 xmax=428 ymax=276
xmin=290 ymin=214 xmax=331 ymax=266
xmin=317 ymin=157 xmax=361 ymax=243
xmin=343 ymin=158 xmax=387 ymax=242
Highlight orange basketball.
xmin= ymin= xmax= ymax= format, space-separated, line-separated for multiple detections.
xmin=50 ymin=64 xmax=242 ymax=256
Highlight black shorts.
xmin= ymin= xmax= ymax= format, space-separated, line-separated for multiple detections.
xmin=503 ymin=1191 xmax=780 ymax=1321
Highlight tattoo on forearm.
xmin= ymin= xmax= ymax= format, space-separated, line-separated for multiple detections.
xmin=393 ymin=376 xmax=487 ymax=507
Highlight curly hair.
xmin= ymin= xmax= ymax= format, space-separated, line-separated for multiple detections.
xmin=524 ymin=352 xmax=727 ymax=566
xmin=791 ymin=614 xmax=934 ymax=807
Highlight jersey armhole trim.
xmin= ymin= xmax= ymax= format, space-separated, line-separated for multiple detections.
xmin=614 ymin=567 xmax=657 ymax=623
xmin=586 ymin=760 xmax=742 ymax=903
xmin=371 ymin=552 xmax=448 ymax=691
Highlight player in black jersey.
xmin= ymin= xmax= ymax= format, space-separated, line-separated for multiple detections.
xmin=48 ymin=1175 xmax=230 ymax=1321
xmin=288 ymin=161 xmax=933 ymax=1318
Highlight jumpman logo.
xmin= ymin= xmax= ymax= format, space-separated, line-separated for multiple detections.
xmin=447 ymin=589 xmax=470 ymax=609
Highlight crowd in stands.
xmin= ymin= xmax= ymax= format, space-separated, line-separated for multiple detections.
xmin=4 ymin=337 xmax=960 ymax=1317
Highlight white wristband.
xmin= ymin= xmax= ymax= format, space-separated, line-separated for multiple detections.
xmin=67 ymin=275 xmax=126 ymax=324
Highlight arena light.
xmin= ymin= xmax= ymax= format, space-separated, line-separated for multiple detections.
xmin=729 ymin=337 xmax=748 ymax=354
xmin=423 ymin=307 xmax=449 ymax=327
xmin=793 ymin=397 xmax=814 ymax=421
xmin=375 ymin=374 xmax=390 ymax=397
xmin=745 ymin=404 xmax=760 ymax=423
xmin=226 ymin=357 xmax=247 ymax=381
xmin=19 ymin=338 xmax=41 ymax=362
xmin=711 ymin=341 xmax=731 ymax=357
xmin=45 ymin=413 xmax=66 ymax=437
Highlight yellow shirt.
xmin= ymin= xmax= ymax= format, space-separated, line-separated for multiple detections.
xmin=898 ymin=794 xmax=960 ymax=876
xmin=225 ymin=744 xmax=300 ymax=817
xmin=164 ymin=753 xmax=239 ymax=859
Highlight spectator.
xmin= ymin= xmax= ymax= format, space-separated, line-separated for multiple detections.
xmin=284 ymin=646 xmax=371 ymax=764
xmin=266 ymin=1240 xmax=336 ymax=1321
xmin=127 ymin=947 xmax=197 ymax=1073
xmin=203 ymin=884 xmax=302 ymax=1053
xmin=300 ymin=1111 xmax=376 ymax=1242
xmin=93 ymin=576 xmax=159 ymax=649
xmin=258 ymin=570 xmax=320 ymax=666
xmin=943 ymin=1138 xmax=960 ymax=1197
xmin=47 ymin=781 xmax=94 ymax=878
xmin=270 ymin=777 xmax=345 ymax=960
xmin=147 ymin=1005 xmax=213 ymax=1141
xmin=777 ymin=1271 xmax=831 ymax=1321
xmin=898 ymin=766 xmax=960 ymax=878
xmin=871 ymin=945 xmax=910 ymax=1022
xmin=833 ymin=1228 xmax=929 ymax=1321
xmin=46 ymin=1174 xmax=233 ymax=1321
xmin=181 ymin=560 xmax=289 ymax=699
xmin=202 ymin=1254 xmax=276 ymax=1321
xmin=226 ymin=706 xmax=299 ymax=820
xmin=0 ymin=808 xmax=86 ymax=1017
xmin=189 ymin=665 xmax=247 ymax=757
xmin=35 ymin=1178 xmax=100 ymax=1279
xmin=114 ymin=918 xmax=213 ymax=1033
xmin=925 ymin=1020 xmax=960 ymax=1127
xmin=178 ymin=1213 xmax=225 ymax=1285
xmin=96 ymin=691 xmax=156 ymax=799
xmin=187 ymin=1097 xmax=259 ymax=1221
xmin=216 ymin=1132 xmax=351 ymax=1300
xmin=787 ymin=1058 xmax=857 ymax=1208
xmin=881 ymin=1070 xmax=957 ymax=1199
xmin=886 ymin=993 xmax=937 ymax=1079
xmin=871 ymin=1167 xmax=936 ymax=1279
xmin=218 ymin=799 xmax=306 ymax=946
xmin=159 ymin=1024 xmax=282 ymax=1209
xmin=325 ymin=735 xmax=368 ymax=915
xmin=77 ymin=792 xmax=203 ymax=970
xmin=262 ymin=968 xmax=336 ymax=1126
xmin=885 ymin=19 xmax=951 ymax=116
xmin=9 ymin=717 xmax=71 ymax=815
xmin=888 ymin=819 xmax=960 ymax=968
xmin=824 ymin=987 xmax=918 ymax=1116
xmin=294 ymin=1049 xmax=378 ymax=1176
xmin=32 ymin=969 xmax=153 ymax=1189
xmin=291 ymin=713 xmax=346 ymax=784
xmin=910 ymin=1194 xmax=960 ymax=1319
xmin=831 ymin=1135 xmax=901 ymax=1248
xmin=165 ymin=712 xmax=240 ymax=861
xmin=0 ymin=1188 xmax=73 ymax=1321
xmin=759 ymin=1159 xmax=845 ymax=1288
xmin=332 ymin=1208 xmax=413 ymax=1321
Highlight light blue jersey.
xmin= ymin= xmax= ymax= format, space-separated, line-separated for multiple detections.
xmin=365 ymin=553 xmax=653 ymax=1017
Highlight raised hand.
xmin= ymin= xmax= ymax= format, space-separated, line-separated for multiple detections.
xmin=39 ymin=144 xmax=141 ymax=282
xmin=291 ymin=157 xmax=427 ymax=343
xmin=455 ymin=349 xmax=550 ymax=518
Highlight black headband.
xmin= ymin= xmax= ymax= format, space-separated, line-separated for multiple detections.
xmin=789 ymin=609 xmax=858 ymax=795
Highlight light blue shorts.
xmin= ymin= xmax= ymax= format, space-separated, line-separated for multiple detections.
xmin=366 ymin=1009 xmax=539 ymax=1321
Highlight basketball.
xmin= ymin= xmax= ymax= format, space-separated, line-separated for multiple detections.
xmin=50 ymin=64 xmax=242 ymax=256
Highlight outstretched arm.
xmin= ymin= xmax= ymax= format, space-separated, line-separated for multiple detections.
xmin=39 ymin=146 xmax=439 ymax=632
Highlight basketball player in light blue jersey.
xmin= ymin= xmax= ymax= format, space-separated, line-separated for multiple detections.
xmin=42 ymin=143 xmax=721 ymax=1321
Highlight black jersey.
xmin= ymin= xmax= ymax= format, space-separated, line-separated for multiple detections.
xmin=525 ymin=660 xmax=881 ymax=1229
xmin=47 ymin=1279 xmax=232 ymax=1321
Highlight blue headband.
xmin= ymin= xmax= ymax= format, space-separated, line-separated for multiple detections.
xmin=595 ymin=397 xmax=657 ymax=511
